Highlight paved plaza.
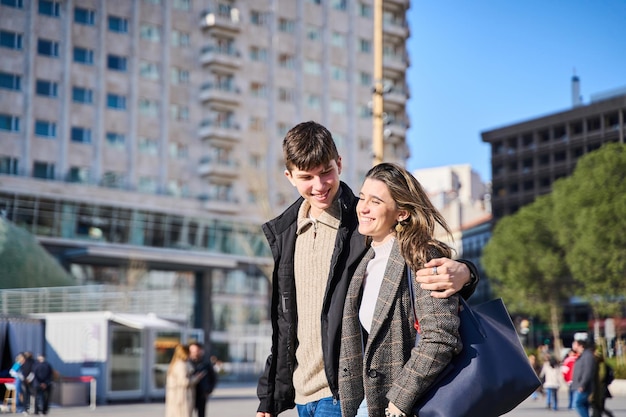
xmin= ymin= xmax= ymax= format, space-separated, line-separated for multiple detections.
xmin=17 ymin=382 xmax=625 ymax=417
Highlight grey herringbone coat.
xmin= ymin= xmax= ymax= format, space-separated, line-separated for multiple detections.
xmin=338 ymin=240 xmax=461 ymax=417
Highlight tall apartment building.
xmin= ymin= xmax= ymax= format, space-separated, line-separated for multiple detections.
xmin=481 ymin=83 xmax=626 ymax=221
xmin=0 ymin=0 xmax=410 ymax=366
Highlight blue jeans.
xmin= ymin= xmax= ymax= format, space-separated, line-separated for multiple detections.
xmin=297 ymin=397 xmax=341 ymax=417
xmin=573 ymin=390 xmax=590 ymax=417
xmin=545 ymin=387 xmax=558 ymax=410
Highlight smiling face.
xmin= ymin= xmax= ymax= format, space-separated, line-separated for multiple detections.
xmin=357 ymin=178 xmax=407 ymax=245
xmin=285 ymin=158 xmax=342 ymax=218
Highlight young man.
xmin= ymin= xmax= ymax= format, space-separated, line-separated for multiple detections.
xmin=189 ymin=342 xmax=217 ymax=417
xmin=256 ymin=121 xmax=478 ymax=417
xmin=572 ymin=338 xmax=597 ymax=417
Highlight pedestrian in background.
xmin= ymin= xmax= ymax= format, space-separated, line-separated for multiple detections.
xmin=165 ymin=344 xmax=205 ymax=417
xmin=21 ymin=351 xmax=35 ymax=414
xmin=591 ymin=344 xmax=614 ymax=417
xmin=562 ymin=348 xmax=579 ymax=409
xmin=9 ymin=353 xmax=25 ymax=413
xmin=33 ymin=354 xmax=54 ymax=415
xmin=189 ymin=342 xmax=217 ymax=417
xmin=572 ymin=338 xmax=597 ymax=417
xmin=540 ymin=355 xmax=561 ymax=411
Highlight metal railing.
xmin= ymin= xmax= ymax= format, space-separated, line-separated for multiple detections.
xmin=0 ymin=285 xmax=193 ymax=321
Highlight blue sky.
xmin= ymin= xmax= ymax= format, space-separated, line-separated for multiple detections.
xmin=405 ymin=0 xmax=626 ymax=182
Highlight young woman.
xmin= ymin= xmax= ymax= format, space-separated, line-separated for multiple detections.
xmin=339 ymin=163 xmax=468 ymax=417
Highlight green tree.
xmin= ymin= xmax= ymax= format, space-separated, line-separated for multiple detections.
xmin=482 ymin=194 xmax=571 ymax=353
xmin=0 ymin=218 xmax=75 ymax=288
xmin=552 ymin=143 xmax=626 ymax=318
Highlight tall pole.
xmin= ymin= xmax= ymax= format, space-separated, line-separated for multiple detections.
xmin=372 ymin=0 xmax=384 ymax=166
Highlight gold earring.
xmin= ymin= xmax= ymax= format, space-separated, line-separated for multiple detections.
xmin=395 ymin=223 xmax=404 ymax=233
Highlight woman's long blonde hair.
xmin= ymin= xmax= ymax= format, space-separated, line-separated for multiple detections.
xmin=167 ymin=344 xmax=189 ymax=376
xmin=364 ymin=163 xmax=453 ymax=271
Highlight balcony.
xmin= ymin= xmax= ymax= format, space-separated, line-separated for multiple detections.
xmin=385 ymin=0 xmax=410 ymax=7
xmin=200 ymin=45 xmax=242 ymax=69
xmin=383 ymin=21 xmax=409 ymax=39
xmin=199 ymin=83 xmax=241 ymax=105
xmin=383 ymin=85 xmax=409 ymax=106
xmin=198 ymin=157 xmax=239 ymax=178
xmin=383 ymin=119 xmax=408 ymax=142
xmin=383 ymin=53 xmax=409 ymax=73
xmin=198 ymin=194 xmax=239 ymax=214
xmin=200 ymin=8 xmax=241 ymax=33
xmin=198 ymin=119 xmax=241 ymax=143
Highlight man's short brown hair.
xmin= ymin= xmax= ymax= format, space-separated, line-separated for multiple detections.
xmin=283 ymin=121 xmax=339 ymax=171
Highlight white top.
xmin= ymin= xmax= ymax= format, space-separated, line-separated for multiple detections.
xmin=359 ymin=238 xmax=394 ymax=333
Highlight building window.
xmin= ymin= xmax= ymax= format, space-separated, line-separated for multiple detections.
xmin=171 ymin=67 xmax=190 ymax=85
xmin=330 ymin=99 xmax=346 ymax=115
xmin=38 ymin=0 xmax=60 ymax=17
xmin=278 ymin=88 xmax=295 ymax=103
xmin=71 ymin=126 xmax=92 ymax=144
xmin=107 ymin=54 xmax=128 ymax=71
xmin=331 ymin=31 xmax=346 ymax=47
xmin=0 ymin=72 xmax=21 ymax=91
xmin=359 ymin=105 xmax=371 ymax=118
xmin=359 ymin=71 xmax=372 ymax=87
xmin=74 ymin=7 xmax=95 ymax=25
xmin=249 ymin=46 xmax=268 ymax=62
xmin=35 ymin=79 xmax=58 ymax=97
xmin=278 ymin=18 xmax=295 ymax=33
xmin=249 ymin=116 xmax=265 ymax=131
xmin=304 ymin=59 xmax=321 ymax=75
xmin=138 ymin=177 xmax=158 ymax=194
xmin=140 ymin=23 xmax=161 ymax=42
xmin=306 ymin=25 xmax=322 ymax=41
xmin=138 ymin=137 xmax=159 ymax=155
xmin=139 ymin=98 xmax=159 ymax=117
xmin=169 ymin=142 xmax=188 ymax=159
xmin=331 ymin=65 xmax=347 ymax=81
xmin=331 ymin=0 xmax=347 ymax=11
xmin=139 ymin=61 xmax=160 ymax=80
xmin=106 ymin=132 xmax=126 ymax=148
xmin=37 ymin=38 xmax=60 ymax=57
xmin=0 ymin=114 xmax=20 ymax=132
xmin=250 ymin=10 xmax=268 ymax=26
xmin=1 ymin=0 xmax=24 ymax=8
xmin=170 ymin=104 xmax=189 ymax=121
xmin=0 ymin=30 xmax=23 ymax=50
xmin=108 ymin=16 xmax=129 ymax=33
xmin=171 ymin=30 xmax=190 ymax=47
xmin=107 ymin=93 xmax=127 ymax=110
xmin=34 ymin=120 xmax=56 ymax=137
xmin=67 ymin=166 xmax=89 ymax=183
xmin=359 ymin=2 xmax=373 ymax=18
xmin=72 ymin=86 xmax=93 ymax=104
xmin=73 ymin=47 xmax=94 ymax=65
xmin=33 ymin=161 xmax=55 ymax=180
xmin=278 ymin=53 xmax=295 ymax=69
xmin=359 ymin=38 xmax=372 ymax=53
xmin=306 ymin=94 xmax=321 ymax=109
xmin=101 ymin=171 xmax=125 ymax=189
xmin=249 ymin=82 xmax=267 ymax=98
xmin=173 ymin=0 xmax=190 ymax=10
xmin=0 ymin=156 xmax=19 ymax=175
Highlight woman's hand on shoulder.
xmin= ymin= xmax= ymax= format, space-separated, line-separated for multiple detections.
xmin=414 ymin=258 xmax=470 ymax=299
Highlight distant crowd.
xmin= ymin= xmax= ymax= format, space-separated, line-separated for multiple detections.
xmin=528 ymin=335 xmax=615 ymax=417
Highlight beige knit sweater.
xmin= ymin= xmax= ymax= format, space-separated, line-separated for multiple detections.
xmin=292 ymin=198 xmax=341 ymax=404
